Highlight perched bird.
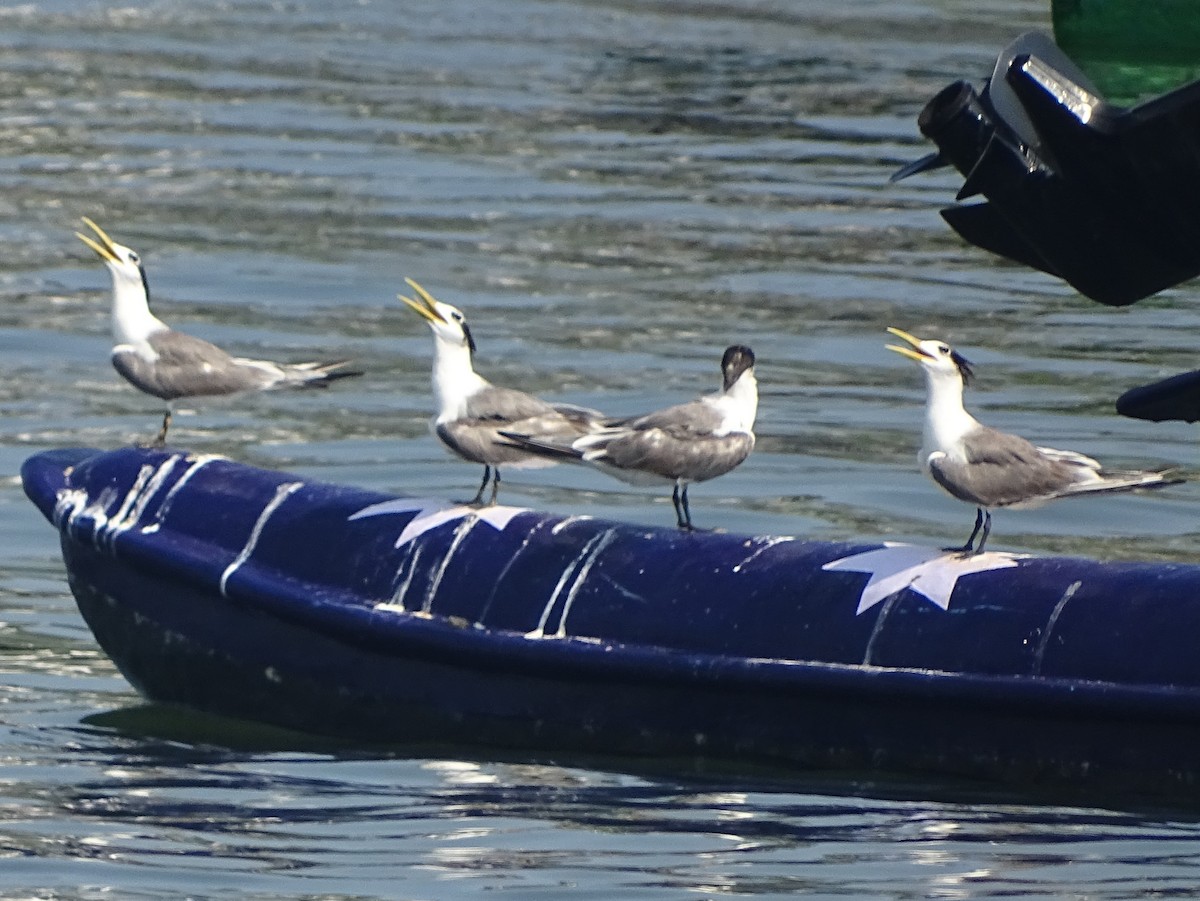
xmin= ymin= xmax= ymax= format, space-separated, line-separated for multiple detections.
xmin=400 ymin=278 xmax=603 ymax=506
xmin=76 ymin=217 xmax=361 ymax=445
xmin=887 ymin=326 xmax=1176 ymax=555
xmin=503 ymin=345 xmax=758 ymax=530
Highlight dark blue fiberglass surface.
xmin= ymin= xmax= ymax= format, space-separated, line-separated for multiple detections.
xmin=23 ymin=446 xmax=1200 ymax=795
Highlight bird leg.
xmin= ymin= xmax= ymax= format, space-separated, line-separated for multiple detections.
xmin=945 ymin=507 xmax=985 ymax=555
xmin=973 ymin=510 xmax=993 ymax=556
xmin=141 ymin=409 xmax=172 ymax=448
xmin=673 ymin=482 xmax=695 ymax=531
xmin=486 ymin=468 xmax=501 ymax=506
xmin=466 ymin=465 xmax=493 ymax=506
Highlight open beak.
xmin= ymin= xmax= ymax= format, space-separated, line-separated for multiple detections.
xmin=398 ymin=277 xmax=446 ymax=324
xmin=75 ymin=216 xmax=120 ymax=264
xmin=885 ymin=326 xmax=931 ymax=363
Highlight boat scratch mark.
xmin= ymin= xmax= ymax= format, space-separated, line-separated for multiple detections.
xmin=421 ymin=514 xmax=480 ymax=614
xmin=526 ymin=528 xmax=612 ymax=640
xmin=732 ymin=536 xmax=794 ymax=573
xmin=1033 ymin=580 xmax=1083 ymax=675
xmin=861 ymin=592 xmax=900 ymax=667
xmin=219 ymin=481 xmax=303 ymax=597
xmin=554 ymin=528 xmax=618 ymax=638
xmin=102 ymin=456 xmax=182 ymax=549
xmin=476 ymin=519 xmax=552 ymax=626
xmin=140 ymin=454 xmax=224 ymax=534
xmin=386 ymin=544 xmax=426 ymax=612
xmin=550 ymin=515 xmax=591 ymax=536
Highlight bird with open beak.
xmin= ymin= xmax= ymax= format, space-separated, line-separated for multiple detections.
xmin=401 ymin=277 xmax=603 ymax=506
xmin=887 ymin=326 xmax=1176 ymax=555
xmin=76 ymin=216 xmax=360 ymax=445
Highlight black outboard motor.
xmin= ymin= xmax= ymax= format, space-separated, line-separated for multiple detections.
xmin=1117 ymin=370 xmax=1200 ymax=424
xmin=896 ymin=32 xmax=1200 ymax=307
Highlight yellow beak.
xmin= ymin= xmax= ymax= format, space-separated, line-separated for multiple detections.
xmin=398 ymin=277 xmax=446 ymax=324
xmin=885 ymin=326 xmax=930 ymax=363
xmin=75 ymin=216 xmax=120 ymax=264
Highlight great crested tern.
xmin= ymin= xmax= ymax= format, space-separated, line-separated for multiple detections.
xmin=400 ymin=278 xmax=603 ymax=506
xmin=887 ymin=327 xmax=1176 ymax=555
xmin=503 ymin=345 xmax=758 ymax=530
xmin=77 ymin=217 xmax=361 ymax=445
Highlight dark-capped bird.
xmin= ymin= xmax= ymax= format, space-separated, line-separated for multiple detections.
xmin=503 ymin=345 xmax=758 ymax=530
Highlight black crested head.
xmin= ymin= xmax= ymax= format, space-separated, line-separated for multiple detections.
xmin=951 ymin=349 xmax=974 ymax=386
xmin=721 ymin=344 xmax=755 ymax=391
xmin=461 ymin=320 xmax=477 ymax=357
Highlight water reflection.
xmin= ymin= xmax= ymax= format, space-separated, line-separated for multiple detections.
xmin=4 ymin=688 xmax=1200 ymax=898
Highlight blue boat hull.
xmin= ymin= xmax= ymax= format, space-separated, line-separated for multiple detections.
xmin=23 ymin=447 xmax=1200 ymax=797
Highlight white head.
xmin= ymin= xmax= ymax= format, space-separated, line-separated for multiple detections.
xmin=77 ymin=216 xmax=150 ymax=301
xmin=886 ymin=327 xmax=983 ymax=459
xmin=399 ymin=277 xmax=477 ymax=357
xmin=399 ymin=277 xmax=489 ymax=418
xmin=885 ymin=327 xmax=975 ymax=392
xmin=76 ymin=216 xmax=166 ymax=344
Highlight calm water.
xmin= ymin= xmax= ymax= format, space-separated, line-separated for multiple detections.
xmin=4 ymin=0 xmax=1200 ymax=897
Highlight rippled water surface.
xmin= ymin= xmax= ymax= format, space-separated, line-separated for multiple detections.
xmin=5 ymin=0 xmax=1200 ymax=897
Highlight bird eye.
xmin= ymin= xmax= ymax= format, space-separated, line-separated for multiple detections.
xmin=937 ymin=343 xmax=950 ymax=354
xmin=452 ymin=312 xmax=463 ymax=322
xmin=128 ymin=252 xmax=140 ymax=264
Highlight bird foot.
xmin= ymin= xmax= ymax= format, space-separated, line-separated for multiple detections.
xmin=942 ymin=544 xmax=978 ymax=558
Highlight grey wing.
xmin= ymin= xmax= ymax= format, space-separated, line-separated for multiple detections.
xmin=550 ymin=401 xmax=606 ymax=430
xmin=444 ymin=386 xmax=592 ymax=467
xmin=116 ymin=330 xmax=278 ymax=400
xmin=112 ymin=349 xmax=171 ymax=400
xmin=619 ymin=400 xmax=724 ymax=441
xmin=462 ymin=386 xmax=557 ymax=424
xmin=595 ymin=403 xmax=754 ymax=482
xmin=598 ymin=430 xmax=754 ymax=483
xmin=437 ymin=415 xmax=570 ymax=467
xmin=467 ymin=387 xmax=609 ymax=439
xmin=930 ymin=427 xmax=1076 ymax=507
xmin=436 ymin=419 xmax=499 ymax=466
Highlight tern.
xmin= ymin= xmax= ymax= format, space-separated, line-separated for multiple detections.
xmin=400 ymin=278 xmax=603 ymax=506
xmin=503 ymin=345 xmax=758 ymax=530
xmin=77 ymin=217 xmax=361 ymax=446
xmin=887 ymin=327 xmax=1176 ymax=555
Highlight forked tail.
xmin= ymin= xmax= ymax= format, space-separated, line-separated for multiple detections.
xmin=1057 ymin=468 xmax=1183 ymax=500
xmin=292 ymin=360 xmax=364 ymax=388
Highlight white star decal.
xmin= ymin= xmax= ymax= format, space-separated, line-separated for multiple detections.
xmin=348 ymin=498 xmax=528 ymax=548
xmin=821 ymin=542 xmax=1023 ymax=614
